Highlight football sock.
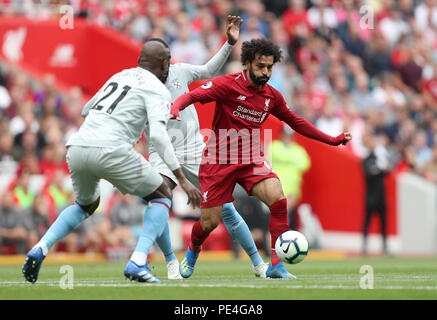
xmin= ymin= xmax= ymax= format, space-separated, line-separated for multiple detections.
xmin=222 ymin=202 xmax=263 ymax=267
xmin=190 ymin=219 xmax=210 ymax=252
xmin=269 ymin=198 xmax=289 ymax=266
xmin=37 ymin=203 xmax=89 ymax=255
xmin=156 ymin=222 xmax=178 ymax=263
xmin=131 ymin=198 xmax=171 ymax=266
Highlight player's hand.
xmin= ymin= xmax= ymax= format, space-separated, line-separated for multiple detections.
xmin=169 ymin=104 xmax=181 ymax=121
xmin=226 ymin=15 xmax=243 ymax=46
xmin=340 ymin=132 xmax=352 ymax=146
xmin=169 ymin=113 xmax=181 ymax=121
xmin=179 ymin=179 xmax=203 ymax=208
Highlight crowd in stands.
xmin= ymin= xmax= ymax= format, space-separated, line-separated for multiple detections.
xmin=1 ymin=0 xmax=437 ymax=255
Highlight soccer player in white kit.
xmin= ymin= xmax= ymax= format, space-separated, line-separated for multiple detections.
xmin=22 ymin=41 xmax=202 ymax=284
xmin=143 ymin=16 xmax=268 ymax=279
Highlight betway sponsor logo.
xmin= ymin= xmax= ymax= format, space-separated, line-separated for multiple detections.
xmin=232 ymin=105 xmax=267 ymax=123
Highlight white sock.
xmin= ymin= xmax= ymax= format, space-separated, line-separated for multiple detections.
xmin=35 ymin=242 xmax=49 ymax=256
xmin=130 ymin=252 xmax=147 ymax=266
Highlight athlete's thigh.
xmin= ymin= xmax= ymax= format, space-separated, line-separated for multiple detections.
xmin=99 ymin=145 xmax=163 ymax=199
xmin=199 ymin=163 xmax=238 ymax=208
xmin=237 ymin=161 xmax=283 ymax=207
xmin=250 ymin=177 xmax=285 ymax=207
xmin=66 ymin=146 xmax=100 ymax=206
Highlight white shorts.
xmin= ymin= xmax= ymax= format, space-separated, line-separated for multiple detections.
xmin=148 ymin=150 xmax=200 ymax=189
xmin=67 ymin=145 xmax=163 ymax=206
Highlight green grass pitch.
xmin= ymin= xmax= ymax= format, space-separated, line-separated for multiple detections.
xmin=1 ymin=257 xmax=436 ymax=300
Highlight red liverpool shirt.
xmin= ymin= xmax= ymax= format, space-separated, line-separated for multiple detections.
xmin=171 ymin=70 xmax=345 ymax=164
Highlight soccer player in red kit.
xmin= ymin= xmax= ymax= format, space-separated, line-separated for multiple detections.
xmin=170 ymin=38 xmax=352 ymax=279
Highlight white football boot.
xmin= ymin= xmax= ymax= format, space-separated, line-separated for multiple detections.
xmin=167 ymin=259 xmax=183 ymax=279
xmin=252 ymin=262 xmax=268 ymax=278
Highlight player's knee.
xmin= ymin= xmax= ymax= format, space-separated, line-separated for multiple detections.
xmin=77 ymin=197 xmax=100 ymax=216
xmin=201 ymin=216 xmax=220 ymax=233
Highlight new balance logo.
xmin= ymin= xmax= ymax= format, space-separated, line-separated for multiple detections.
xmin=237 ymin=95 xmax=246 ymax=101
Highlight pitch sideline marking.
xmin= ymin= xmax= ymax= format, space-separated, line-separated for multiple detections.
xmin=1 ymin=280 xmax=437 ymax=291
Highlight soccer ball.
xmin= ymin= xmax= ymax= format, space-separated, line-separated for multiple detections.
xmin=275 ymin=230 xmax=309 ymax=264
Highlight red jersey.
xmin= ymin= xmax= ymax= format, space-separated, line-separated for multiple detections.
xmin=423 ymin=78 xmax=437 ymax=103
xmin=171 ymin=70 xmax=345 ymax=164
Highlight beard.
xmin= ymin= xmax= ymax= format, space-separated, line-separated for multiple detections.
xmin=248 ymin=66 xmax=269 ymax=86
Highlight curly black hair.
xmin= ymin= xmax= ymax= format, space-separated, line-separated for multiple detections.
xmin=241 ymin=38 xmax=283 ymax=65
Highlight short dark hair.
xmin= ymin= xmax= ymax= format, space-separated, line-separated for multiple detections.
xmin=147 ymin=38 xmax=169 ymax=49
xmin=241 ymin=38 xmax=283 ymax=65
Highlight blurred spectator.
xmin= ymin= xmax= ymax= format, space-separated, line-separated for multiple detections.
xmin=0 ymin=130 xmax=18 ymax=174
xmin=315 ymin=96 xmax=344 ymax=136
xmin=24 ymin=193 xmax=50 ymax=250
xmin=371 ymin=72 xmax=407 ymax=126
xmin=422 ymin=144 xmax=437 ymax=182
xmin=363 ymin=32 xmax=394 ymax=78
xmin=339 ymin=16 xmax=367 ymax=59
xmin=9 ymin=101 xmax=40 ymax=137
xmin=12 ymin=170 xmax=35 ymax=209
xmin=422 ymin=63 xmax=437 ymax=109
xmin=170 ymin=23 xmax=209 ymax=64
xmin=44 ymin=168 xmax=71 ymax=218
xmin=0 ymin=190 xmax=28 ymax=254
xmin=108 ymin=192 xmax=144 ymax=247
xmin=350 ymin=72 xmax=375 ymax=115
xmin=396 ymin=47 xmax=424 ymax=93
xmin=307 ymin=0 xmax=338 ymax=31
xmin=378 ymin=6 xmax=410 ymax=47
xmin=0 ymin=82 xmax=11 ymax=111
xmin=282 ymin=0 xmax=311 ymax=44
xmin=362 ymin=134 xmax=391 ymax=256
xmin=91 ymin=192 xmax=144 ymax=250
xmin=412 ymin=130 xmax=433 ymax=170
xmin=414 ymin=0 xmax=437 ymax=31
xmin=268 ymin=126 xmax=310 ymax=230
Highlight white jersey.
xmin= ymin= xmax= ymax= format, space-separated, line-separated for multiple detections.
xmin=149 ymin=42 xmax=234 ymax=165
xmin=67 ymin=67 xmax=171 ymax=149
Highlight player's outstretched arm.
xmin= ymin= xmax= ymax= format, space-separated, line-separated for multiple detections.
xmin=170 ymin=77 xmax=226 ymax=121
xmin=169 ymin=92 xmax=197 ymax=121
xmin=273 ymin=101 xmax=352 ymax=146
xmin=226 ymin=15 xmax=243 ymax=46
xmin=188 ymin=16 xmax=243 ymax=81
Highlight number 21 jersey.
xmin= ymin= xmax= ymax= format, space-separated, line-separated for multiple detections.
xmin=66 ymin=67 xmax=172 ymax=148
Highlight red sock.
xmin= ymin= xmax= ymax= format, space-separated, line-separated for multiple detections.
xmin=190 ymin=220 xmax=210 ymax=253
xmin=269 ymin=198 xmax=289 ymax=265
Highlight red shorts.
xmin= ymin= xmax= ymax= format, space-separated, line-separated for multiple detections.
xmin=198 ymin=160 xmax=278 ymax=208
